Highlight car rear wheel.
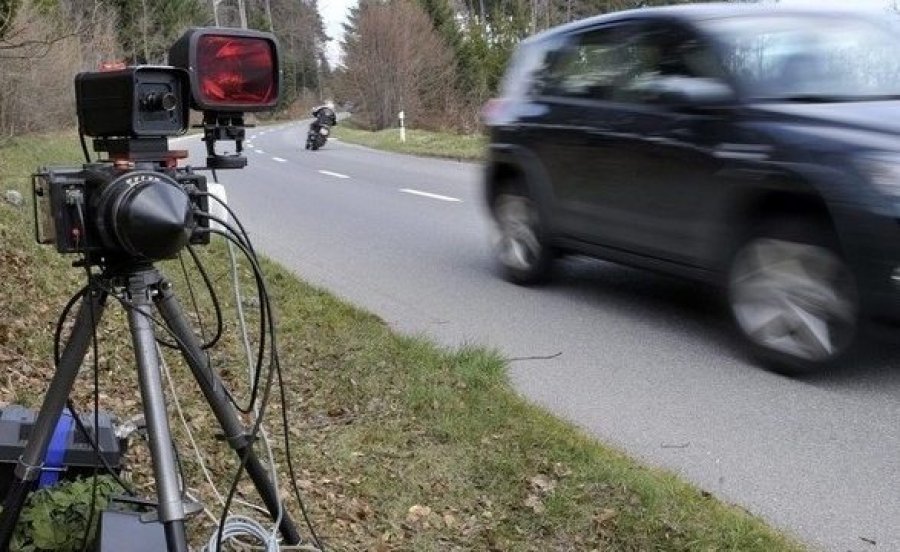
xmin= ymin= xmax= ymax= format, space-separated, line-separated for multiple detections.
xmin=491 ymin=189 xmax=553 ymax=285
xmin=728 ymin=219 xmax=859 ymax=374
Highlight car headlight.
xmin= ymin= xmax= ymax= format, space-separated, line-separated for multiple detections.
xmin=858 ymin=153 xmax=900 ymax=196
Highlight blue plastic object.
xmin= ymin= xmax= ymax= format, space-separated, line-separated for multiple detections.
xmin=38 ymin=409 xmax=75 ymax=488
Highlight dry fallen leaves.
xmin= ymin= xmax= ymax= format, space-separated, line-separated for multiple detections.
xmin=524 ymin=494 xmax=545 ymax=514
xmin=592 ymin=508 xmax=618 ymax=535
xmin=528 ymin=473 xmax=557 ymax=495
xmin=406 ymin=504 xmax=433 ymax=524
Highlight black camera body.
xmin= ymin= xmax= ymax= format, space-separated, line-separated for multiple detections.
xmin=33 ymin=165 xmax=209 ymax=260
xmin=75 ymin=67 xmax=191 ymax=139
xmin=32 ymin=27 xmax=280 ymax=264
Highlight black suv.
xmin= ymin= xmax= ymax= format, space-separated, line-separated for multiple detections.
xmin=483 ymin=4 xmax=900 ymax=374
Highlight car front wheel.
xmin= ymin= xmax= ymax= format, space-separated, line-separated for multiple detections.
xmin=491 ymin=190 xmax=553 ymax=285
xmin=728 ymin=220 xmax=859 ymax=374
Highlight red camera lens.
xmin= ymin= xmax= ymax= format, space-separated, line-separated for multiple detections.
xmin=197 ymin=35 xmax=276 ymax=107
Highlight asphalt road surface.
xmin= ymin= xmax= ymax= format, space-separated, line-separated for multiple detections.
xmin=175 ymin=122 xmax=900 ymax=552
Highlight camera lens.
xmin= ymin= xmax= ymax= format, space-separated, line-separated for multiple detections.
xmin=160 ymin=92 xmax=178 ymax=112
xmin=140 ymin=92 xmax=179 ymax=112
xmin=95 ymin=171 xmax=192 ymax=260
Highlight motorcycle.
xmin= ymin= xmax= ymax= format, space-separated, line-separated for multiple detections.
xmin=305 ymin=105 xmax=337 ymax=151
xmin=305 ymin=120 xmax=331 ymax=150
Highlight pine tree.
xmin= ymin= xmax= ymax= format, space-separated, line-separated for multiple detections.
xmin=111 ymin=0 xmax=209 ymax=63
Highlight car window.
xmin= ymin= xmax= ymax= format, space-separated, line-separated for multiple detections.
xmin=620 ymin=23 xmax=726 ymax=102
xmin=537 ymin=22 xmax=723 ymax=103
xmin=501 ymin=38 xmax=564 ymax=100
xmin=702 ymin=15 xmax=900 ymax=100
xmin=536 ymin=25 xmax=640 ymax=100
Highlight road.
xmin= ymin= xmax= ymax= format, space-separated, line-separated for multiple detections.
xmin=175 ymin=122 xmax=900 ymax=552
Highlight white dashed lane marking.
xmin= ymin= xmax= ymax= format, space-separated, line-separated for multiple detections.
xmin=399 ymin=188 xmax=461 ymax=202
xmin=318 ymin=170 xmax=349 ymax=179
xmin=272 ymin=157 xmax=287 ymax=163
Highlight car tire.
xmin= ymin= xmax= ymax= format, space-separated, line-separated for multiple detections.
xmin=491 ymin=186 xmax=553 ymax=285
xmin=727 ymin=218 xmax=859 ymax=375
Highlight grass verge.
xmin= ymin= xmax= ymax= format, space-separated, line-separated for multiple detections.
xmin=0 ymin=132 xmax=803 ymax=550
xmin=332 ymin=121 xmax=486 ymax=161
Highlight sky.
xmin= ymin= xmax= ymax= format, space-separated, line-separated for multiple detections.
xmin=317 ymin=0 xmax=895 ymax=67
xmin=320 ymin=0 xmax=358 ymax=66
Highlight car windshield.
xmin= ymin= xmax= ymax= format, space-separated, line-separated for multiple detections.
xmin=702 ymin=14 xmax=900 ymax=101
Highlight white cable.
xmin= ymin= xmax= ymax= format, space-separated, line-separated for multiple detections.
xmin=160 ymin=345 xmax=226 ymax=508
xmin=226 ymin=236 xmax=284 ymax=540
xmin=156 ymin=182 xmax=297 ymax=548
xmin=161 ymin=342 xmax=274 ymax=515
xmin=186 ymin=490 xmax=221 ymax=525
xmin=161 ymin=348 xmax=275 ymax=544
xmin=213 ymin=180 xmax=285 ymax=542
xmin=203 ymin=515 xmax=280 ymax=552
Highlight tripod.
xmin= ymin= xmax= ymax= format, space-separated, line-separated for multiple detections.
xmin=0 ymin=261 xmax=301 ymax=551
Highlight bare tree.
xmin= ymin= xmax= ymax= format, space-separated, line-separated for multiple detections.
xmin=0 ymin=1 xmax=120 ymax=138
xmin=338 ymin=0 xmax=457 ymax=130
xmin=0 ymin=2 xmax=78 ymax=60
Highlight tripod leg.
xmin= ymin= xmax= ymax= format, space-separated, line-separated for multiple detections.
xmin=126 ymin=276 xmax=189 ymax=552
xmin=154 ymin=280 xmax=303 ymax=545
xmin=0 ymin=289 xmax=107 ymax=550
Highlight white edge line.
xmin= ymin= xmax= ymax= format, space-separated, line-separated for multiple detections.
xmin=272 ymin=157 xmax=287 ymax=163
xmin=318 ymin=170 xmax=350 ymax=179
xmin=399 ymin=188 xmax=461 ymax=202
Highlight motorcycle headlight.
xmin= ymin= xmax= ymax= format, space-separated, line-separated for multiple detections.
xmin=858 ymin=153 xmax=900 ymax=196
xmin=320 ymin=127 xmax=329 ymax=136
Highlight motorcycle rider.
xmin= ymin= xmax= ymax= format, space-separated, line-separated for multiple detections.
xmin=307 ymin=101 xmax=337 ymax=150
xmin=306 ymin=102 xmax=337 ymax=150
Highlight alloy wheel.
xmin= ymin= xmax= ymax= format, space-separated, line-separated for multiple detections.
xmin=493 ymin=193 xmax=542 ymax=272
xmin=729 ymin=238 xmax=858 ymax=363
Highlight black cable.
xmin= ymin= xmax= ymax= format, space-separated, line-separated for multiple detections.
xmin=155 ymin=246 xmax=225 ymax=351
xmin=186 ymin=244 xmax=225 ymax=350
xmin=205 ymin=208 xmax=325 ymax=547
xmin=193 ymin=216 xmax=268 ymax=415
xmin=205 ymin=229 xmax=288 ymax=552
xmin=276 ymin=338 xmax=325 ymax=550
xmin=62 ymin=177 xmax=322 ymax=548
xmin=73 ymin=203 xmax=100 ymax=552
xmin=208 ymin=228 xmax=324 ymax=550
xmin=85 ymin=230 xmax=323 ymax=549
xmin=78 ymin=132 xmax=91 ymax=164
xmin=61 ymin=207 xmax=322 ymax=548
xmin=195 ymin=192 xmax=258 ymax=259
xmin=195 ymin=177 xmax=270 ymax=414
xmin=83 ymin=284 xmax=101 ymax=552
xmin=86 ymin=250 xmax=277 ymax=552
xmin=52 ymin=287 xmax=134 ymax=496
xmin=52 ymin=286 xmax=88 ymax=368
xmin=171 ymin=251 xmax=217 ymax=495
xmin=172 ymin=440 xmax=186 ymax=500
xmin=196 ymin=211 xmax=254 ymax=255
xmin=200 ymin=178 xmax=319 ymax=548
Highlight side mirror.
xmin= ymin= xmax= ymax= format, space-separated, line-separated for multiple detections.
xmin=634 ymin=76 xmax=736 ymax=110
